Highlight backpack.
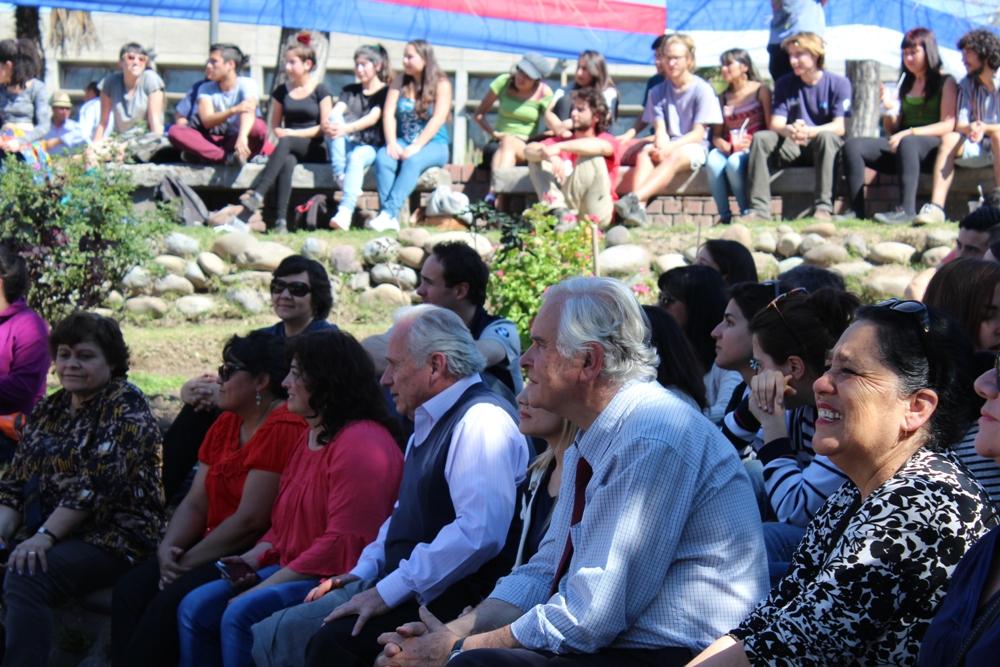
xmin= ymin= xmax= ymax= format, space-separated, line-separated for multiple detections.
xmin=155 ymin=174 xmax=210 ymax=226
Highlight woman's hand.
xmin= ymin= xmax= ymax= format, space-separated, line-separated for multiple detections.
xmin=887 ymin=129 xmax=910 ymax=152
xmin=157 ymin=543 xmax=188 ymax=588
xmin=749 ymin=370 xmax=795 ymax=442
xmin=273 ymin=127 xmax=288 ymax=139
xmin=180 ymin=374 xmax=218 ymax=411
xmin=304 ymin=573 xmax=359 ymax=602
xmin=386 ymin=141 xmax=403 ymax=160
xmin=400 ymin=144 xmax=420 ymax=160
xmin=326 ymin=122 xmax=349 ymax=139
xmin=9 ymin=533 xmax=55 ymax=575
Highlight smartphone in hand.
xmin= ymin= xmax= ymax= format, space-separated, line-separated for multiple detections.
xmin=215 ymin=559 xmax=259 ymax=585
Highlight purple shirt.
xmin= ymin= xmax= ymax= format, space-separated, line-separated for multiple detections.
xmin=643 ymin=75 xmax=723 ymax=149
xmin=0 ymin=300 xmax=49 ymax=415
xmin=773 ymin=71 xmax=852 ymax=126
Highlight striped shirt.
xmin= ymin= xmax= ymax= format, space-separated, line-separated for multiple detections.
xmin=952 ymin=422 xmax=1000 ymax=505
xmin=490 ymin=380 xmax=768 ymax=653
xmin=957 ymin=74 xmax=1000 ymax=140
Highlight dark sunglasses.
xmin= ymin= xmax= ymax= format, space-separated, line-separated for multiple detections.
xmin=218 ymin=362 xmax=248 ymax=382
xmin=874 ymin=298 xmax=930 ymax=333
xmin=270 ymin=278 xmax=311 ymax=297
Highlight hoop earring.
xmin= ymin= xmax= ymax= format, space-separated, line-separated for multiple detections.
xmin=255 ymin=391 xmax=262 ymax=407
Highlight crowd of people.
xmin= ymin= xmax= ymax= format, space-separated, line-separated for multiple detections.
xmin=2 ymin=12 xmax=998 ymax=232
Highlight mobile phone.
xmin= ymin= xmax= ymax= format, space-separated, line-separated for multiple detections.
xmin=215 ymin=558 xmax=257 ymax=582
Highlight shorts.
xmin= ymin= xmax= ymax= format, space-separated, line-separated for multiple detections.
xmin=678 ymin=142 xmax=709 ymax=170
xmin=956 ymin=139 xmax=994 ymax=168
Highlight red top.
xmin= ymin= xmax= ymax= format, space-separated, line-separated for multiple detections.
xmin=543 ymin=131 xmax=623 ymax=201
xmin=257 ymin=420 xmax=403 ymax=576
xmin=198 ymin=404 xmax=305 ymax=534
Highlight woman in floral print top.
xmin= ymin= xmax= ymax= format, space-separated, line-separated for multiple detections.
xmin=691 ymin=301 xmax=994 ymax=666
xmin=0 ymin=312 xmax=164 ymax=666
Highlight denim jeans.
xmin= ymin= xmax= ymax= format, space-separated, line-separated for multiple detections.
xmin=325 ymin=110 xmax=378 ymax=214
xmin=763 ymin=521 xmax=806 ymax=587
xmin=375 ymin=139 xmax=450 ymax=217
xmin=705 ymin=148 xmax=749 ymax=221
xmin=176 ymin=564 xmax=320 ymax=667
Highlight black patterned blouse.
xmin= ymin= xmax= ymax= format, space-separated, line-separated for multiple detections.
xmin=730 ymin=448 xmax=993 ymax=665
xmin=0 ymin=377 xmax=164 ymax=563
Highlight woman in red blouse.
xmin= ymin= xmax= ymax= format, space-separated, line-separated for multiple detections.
xmin=111 ymin=330 xmax=305 ymax=667
xmin=176 ymin=329 xmax=403 ymax=667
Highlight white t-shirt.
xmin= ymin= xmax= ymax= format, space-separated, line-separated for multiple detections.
xmin=196 ymin=76 xmax=261 ymax=135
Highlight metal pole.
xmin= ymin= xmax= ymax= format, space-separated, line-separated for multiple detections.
xmin=209 ymin=0 xmax=220 ymax=45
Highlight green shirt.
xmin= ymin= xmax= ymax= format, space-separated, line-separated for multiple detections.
xmin=901 ymin=91 xmax=942 ymax=129
xmin=489 ymin=74 xmax=553 ymax=139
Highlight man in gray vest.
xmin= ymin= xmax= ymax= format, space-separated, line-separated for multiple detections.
xmin=251 ymin=305 xmax=529 ymax=667
xmin=373 ymin=277 xmax=767 ymax=667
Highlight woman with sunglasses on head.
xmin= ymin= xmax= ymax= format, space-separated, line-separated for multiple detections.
xmin=111 ymin=331 xmax=305 ymax=667
xmin=176 ymin=329 xmax=403 ymax=667
xmin=693 ymin=300 xmax=992 ymax=666
xmin=91 ymin=43 xmax=166 ymax=162
xmin=743 ymin=288 xmax=858 ymax=583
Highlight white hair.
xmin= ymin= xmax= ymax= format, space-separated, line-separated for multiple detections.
xmin=546 ymin=277 xmax=658 ymax=384
xmin=394 ymin=305 xmax=486 ymax=378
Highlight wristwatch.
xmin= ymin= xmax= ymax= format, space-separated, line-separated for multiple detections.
xmin=447 ymin=637 xmax=465 ymax=663
xmin=36 ymin=526 xmax=58 ymax=542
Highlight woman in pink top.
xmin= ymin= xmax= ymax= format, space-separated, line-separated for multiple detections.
xmin=706 ymin=48 xmax=772 ymax=223
xmin=175 ymin=330 xmax=403 ymax=667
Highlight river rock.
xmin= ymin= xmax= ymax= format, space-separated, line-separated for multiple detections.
xmin=175 ymin=295 xmax=215 ymax=318
xmin=122 ymin=266 xmax=152 ymax=294
xmin=104 ymin=290 xmax=124 ymax=308
xmin=221 ymin=270 xmax=273 ymax=287
xmin=802 ymin=221 xmax=837 ymax=238
xmin=776 ymin=232 xmax=802 ymax=258
xmin=891 ymin=228 xmax=928 ymax=252
xmin=398 ymin=246 xmax=427 ymax=270
xmin=363 ymin=237 xmax=401 ymax=265
xmin=211 ymin=232 xmax=257 ymax=261
xmin=184 ymin=261 xmax=209 ymax=290
xmin=153 ymin=274 xmax=195 ymax=296
xmin=752 ymin=252 xmax=780 ymax=279
xmin=361 ymin=284 xmax=410 ymax=307
xmin=753 ymin=231 xmax=778 ymax=254
xmin=197 ymin=251 xmax=228 ymax=277
xmin=905 ymin=267 xmax=937 ymax=301
xmin=843 ymin=233 xmax=868 ymax=257
xmin=125 ymin=296 xmax=168 ymax=317
xmin=240 ymin=241 xmax=295 ymax=271
xmin=226 ymin=287 xmax=267 ymax=314
xmin=325 ymin=244 xmax=359 ymax=274
xmin=777 ymin=257 xmax=804 ymax=274
xmin=803 ymin=242 xmax=848 ymax=267
xmin=423 ymin=232 xmax=493 ymax=259
xmin=830 ymin=260 xmax=874 ymax=278
xmin=683 ymin=246 xmax=699 ymax=263
xmin=153 ymin=254 xmax=186 ymax=275
xmin=598 ymin=244 xmax=652 ymax=276
xmin=921 ymin=246 xmax=952 ymax=266
xmin=776 ymin=224 xmax=794 ymax=235
xmin=300 ymin=236 xmax=329 ymax=261
xmin=164 ymin=232 xmax=200 ymax=257
xmin=398 ymin=227 xmax=431 ymax=248
xmin=371 ymin=263 xmax=419 ymax=290
xmin=864 ymin=265 xmax=916 ymax=297
xmin=720 ymin=223 xmax=752 ymax=249
xmin=869 ymin=241 xmax=917 ymax=265
xmin=349 ymin=272 xmax=370 ymax=292
xmin=926 ymin=228 xmax=957 ymax=249
xmin=797 ymin=232 xmax=827 ymax=255
xmin=654 ymin=253 xmax=687 ymax=274
xmin=604 ymin=226 xmax=631 ymax=247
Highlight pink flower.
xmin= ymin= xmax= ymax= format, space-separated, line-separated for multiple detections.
xmin=585 ymin=214 xmax=600 ymax=224
xmin=632 ymin=283 xmax=650 ymax=295
xmin=496 ymin=270 xmax=505 ymax=278
xmin=560 ymin=211 xmax=577 ymax=223
xmin=542 ymin=192 xmax=558 ymax=204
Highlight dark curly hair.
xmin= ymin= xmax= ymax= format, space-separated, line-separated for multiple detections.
xmin=960 ymin=204 xmax=1000 ymax=233
xmin=569 ymin=87 xmax=611 ymax=134
xmin=957 ymin=29 xmax=1000 ymax=72
xmin=855 ymin=304 xmax=978 ymax=450
xmin=285 ymin=330 xmax=399 ymax=445
xmin=431 ymin=242 xmax=489 ymax=307
xmin=273 ymin=255 xmax=332 ymax=320
xmin=222 ymin=330 xmax=290 ymax=399
xmin=49 ymin=312 xmax=130 ymax=378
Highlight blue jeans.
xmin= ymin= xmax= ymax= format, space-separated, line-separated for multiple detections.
xmin=176 ymin=564 xmax=320 ymax=667
xmin=763 ymin=521 xmax=806 ymax=588
xmin=705 ymin=148 xmax=749 ymax=221
xmin=325 ymin=111 xmax=378 ymax=214
xmin=375 ymin=139 xmax=449 ymax=217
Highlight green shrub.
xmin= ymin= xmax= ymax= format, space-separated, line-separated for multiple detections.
xmin=0 ymin=156 xmax=168 ymax=322
xmin=482 ymin=203 xmax=595 ymax=348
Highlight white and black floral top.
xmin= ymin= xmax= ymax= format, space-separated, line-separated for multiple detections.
xmin=730 ymin=448 xmax=994 ymax=665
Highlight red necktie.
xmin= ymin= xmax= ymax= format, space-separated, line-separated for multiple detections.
xmin=549 ymin=456 xmax=592 ymax=596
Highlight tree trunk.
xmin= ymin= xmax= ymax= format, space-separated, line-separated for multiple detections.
xmin=846 ymin=59 xmax=880 ymax=139
xmin=14 ymin=5 xmax=45 ymax=75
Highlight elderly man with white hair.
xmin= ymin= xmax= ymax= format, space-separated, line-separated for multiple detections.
xmin=373 ymin=276 xmax=768 ymax=667
xmin=250 ymin=305 xmax=529 ymax=667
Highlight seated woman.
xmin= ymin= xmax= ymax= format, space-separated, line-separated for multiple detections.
xmin=0 ymin=312 xmax=164 ymax=666
xmin=0 ymin=243 xmax=49 ymax=418
xmin=325 ymin=45 xmax=391 ymax=231
xmin=923 ymin=257 xmax=1000 ymax=502
xmin=162 ymin=254 xmax=334 ymax=502
xmin=239 ymin=41 xmax=332 ymax=233
xmin=176 ymin=329 xmax=403 ymax=667
xmin=919 ymin=359 xmax=1000 ymax=665
xmin=642 ymin=304 xmax=707 ymax=411
xmin=696 ymin=239 xmax=759 ymax=286
xmin=692 ymin=300 xmax=993 ymax=665
xmin=657 ymin=265 xmax=741 ymax=425
xmin=0 ymin=38 xmax=50 ymax=156
xmin=111 ymin=330 xmax=305 ymax=667
xmin=550 ymin=50 xmax=619 ymax=133
xmin=841 ymin=28 xmax=958 ymax=224
xmin=706 ymin=49 xmax=771 ymax=224
xmin=473 ymin=52 xmax=554 ymax=204
xmin=92 ymin=43 xmax=166 ymax=162
xmin=369 ymin=39 xmax=451 ymax=232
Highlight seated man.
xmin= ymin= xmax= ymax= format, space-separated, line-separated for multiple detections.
xmin=938 ymin=203 xmax=1000 ymax=264
xmin=39 ymin=91 xmax=89 ymax=156
xmin=616 ymin=35 xmax=667 ymax=166
xmin=375 ymin=277 xmax=768 ymax=667
xmin=251 ymin=305 xmax=529 ymax=667
xmin=76 ymin=81 xmax=102 ymax=141
xmin=525 ymin=87 xmax=620 ymax=228
xmin=738 ymin=31 xmax=851 ymax=222
xmin=167 ymin=43 xmax=267 ymax=164
xmin=615 ymin=33 xmax=721 ymax=227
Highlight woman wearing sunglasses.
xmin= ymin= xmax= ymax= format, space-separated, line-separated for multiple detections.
xmin=693 ymin=300 xmax=992 ymax=666
xmin=741 ymin=288 xmax=858 ymax=583
xmin=112 ymin=330 xmax=305 ymax=667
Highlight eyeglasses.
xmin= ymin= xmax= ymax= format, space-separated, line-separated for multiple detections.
xmin=270 ymin=278 xmax=311 ymax=297
xmin=874 ymin=298 xmax=930 ymax=333
xmin=766 ymin=287 xmax=808 ymax=352
xmin=218 ymin=362 xmax=248 ymax=382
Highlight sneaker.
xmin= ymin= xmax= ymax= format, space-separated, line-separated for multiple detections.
xmin=913 ymin=203 xmax=946 ymax=226
xmin=734 ymin=210 xmax=772 ymax=224
xmin=239 ymin=191 xmax=264 ymax=212
xmin=367 ymin=211 xmax=400 ymax=233
xmin=330 ymin=208 xmax=353 ymax=231
xmin=179 ymin=150 xmax=200 ymax=164
xmin=873 ymin=209 xmax=915 ymax=225
xmin=614 ymin=193 xmax=648 ymax=227
xmin=250 ymin=154 xmax=269 ymax=165
xmin=272 ymin=218 xmax=288 ymax=234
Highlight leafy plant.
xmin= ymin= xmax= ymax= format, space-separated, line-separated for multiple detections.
xmin=485 ymin=203 xmax=595 ymax=348
xmin=0 ymin=156 xmax=168 ymax=322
